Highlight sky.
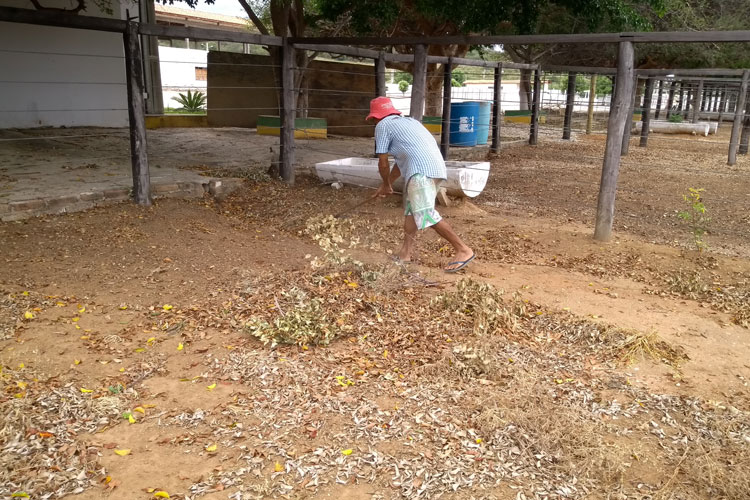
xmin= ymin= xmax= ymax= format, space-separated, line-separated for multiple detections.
xmin=191 ymin=0 xmax=249 ymax=18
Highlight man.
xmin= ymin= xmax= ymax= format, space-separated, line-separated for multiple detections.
xmin=367 ymin=96 xmax=475 ymax=273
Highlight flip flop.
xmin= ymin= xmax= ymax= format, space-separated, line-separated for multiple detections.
xmin=444 ymin=253 xmax=475 ymax=273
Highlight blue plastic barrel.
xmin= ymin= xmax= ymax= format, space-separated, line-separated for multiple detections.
xmin=449 ymin=101 xmax=479 ymax=147
xmin=474 ymin=101 xmax=491 ymax=145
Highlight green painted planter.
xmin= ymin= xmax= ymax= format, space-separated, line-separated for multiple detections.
xmin=257 ymin=115 xmax=327 ymax=139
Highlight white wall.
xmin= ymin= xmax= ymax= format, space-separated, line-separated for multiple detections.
xmin=0 ymin=0 xmax=133 ymax=128
xmin=158 ymin=46 xmax=207 ymax=108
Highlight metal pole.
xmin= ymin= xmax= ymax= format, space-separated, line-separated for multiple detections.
xmin=594 ymin=41 xmax=634 ymax=241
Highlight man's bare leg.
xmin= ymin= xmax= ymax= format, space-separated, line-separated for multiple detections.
xmin=431 ymin=219 xmax=473 ymax=271
xmin=397 ymin=215 xmax=418 ymax=262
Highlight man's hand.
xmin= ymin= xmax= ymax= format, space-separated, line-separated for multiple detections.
xmin=372 ymin=182 xmax=394 ymax=198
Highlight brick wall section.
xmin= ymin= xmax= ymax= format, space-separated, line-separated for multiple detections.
xmin=207 ymin=53 xmax=376 ymax=137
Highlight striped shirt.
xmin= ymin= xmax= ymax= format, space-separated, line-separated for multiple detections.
xmin=374 ymin=115 xmax=447 ymax=182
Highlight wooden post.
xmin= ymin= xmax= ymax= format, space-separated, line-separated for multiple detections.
xmin=728 ymin=70 xmax=749 ymax=166
xmin=490 ymin=63 xmax=502 ymax=152
xmin=718 ymin=86 xmax=727 ymax=126
xmin=410 ymin=44 xmax=427 ymax=121
xmin=639 ymin=77 xmax=655 ymax=147
xmin=666 ymin=81 xmax=676 ymax=119
xmin=123 ymin=21 xmax=151 ymax=206
xmin=712 ymin=89 xmax=719 ymax=112
xmin=375 ymin=53 xmax=386 ymax=97
xmin=700 ymin=85 xmax=708 ymax=111
xmin=586 ymin=74 xmax=596 ymax=134
xmin=562 ymin=71 xmax=577 ymax=140
xmin=621 ymin=75 xmax=637 ymax=155
xmin=594 ymin=41 xmax=634 ymax=242
xmin=685 ymin=87 xmax=693 ymax=118
xmin=529 ymin=68 xmax=541 ymax=145
xmin=739 ymin=95 xmax=750 ymax=155
xmin=654 ymin=79 xmax=664 ymax=120
xmin=677 ymin=83 xmax=685 ymax=116
xmin=440 ymin=59 xmax=452 ymax=160
xmin=279 ymin=37 xmax=295 ymax=183
xmin=692 ymin=79 xmax=703 ymax=123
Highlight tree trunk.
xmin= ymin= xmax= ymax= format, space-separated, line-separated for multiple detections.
xmin=519 ymin=69 xmax=532 ymax=110
xmin=425 ymin=63 xmax=443 ymax=116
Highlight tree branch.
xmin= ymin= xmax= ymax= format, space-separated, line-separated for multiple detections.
xmin=236 ymin=0 xmax=270 ymax=36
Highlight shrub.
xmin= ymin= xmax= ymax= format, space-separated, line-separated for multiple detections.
xmin=398 ymin=80 xmax=409 ymax=95
xmin=171 ymin=90 xmax=206 ymax=113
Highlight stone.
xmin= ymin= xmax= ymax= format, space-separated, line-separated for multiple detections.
xmin=104 ymin=188 xmax=130 ymax=201
xmin=80 ymin=191 xmax=104 ymax=201
xmin=153 ymin=183 xmax=180 ymax=194
xmin=10 ymin=199 xmax=45 ymax=212
xmin=45 ymin=195 xmax=82 ymax=213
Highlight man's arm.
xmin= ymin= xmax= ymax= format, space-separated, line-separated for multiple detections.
xmin=373 ymin=153 xmax=396 ymax=198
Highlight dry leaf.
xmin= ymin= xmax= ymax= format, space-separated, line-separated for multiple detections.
xmin=114 ymin=449 xmax=131 ymax=456
xmin=154 ymin=491 xmax=170 ymax=498
xmin=341 ymin=449 xmax=353 ymax=456
xmin=80 ymin=388 xmax=93 ymax=393
xmin=205 ymin=444 xmax=217 ymax=453
xmin=274 ymin=462 xmax=284 ymax=472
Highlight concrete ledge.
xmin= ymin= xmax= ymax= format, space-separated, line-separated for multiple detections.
xmin=1 ymin=178 xmax=240 ymax=222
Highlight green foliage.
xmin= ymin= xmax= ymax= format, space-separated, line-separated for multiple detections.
xmin=549 ymin=74 xmax=613 ymax=96
xmin=398 ymin=80 xmax=410 ymax=94
xmin=677 ymin=188 xmax=710 ymax=253
xmin=668 ymin=114 xmax=684 ymax=123
xmin=171 ymin=90 xmax=206 ymax=113
xmin=453 ymin=69 xmax=467 ymax=85
xmin=246 ymin=288 xmax=337 ymax=347
xmin=395 ymin=71 xmax=413 ymax=84
xmin=451 ymin=78 xmax=462 ymax=87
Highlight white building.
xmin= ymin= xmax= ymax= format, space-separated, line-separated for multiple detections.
xmin=0 ymin=0 xmax=136 ymax=128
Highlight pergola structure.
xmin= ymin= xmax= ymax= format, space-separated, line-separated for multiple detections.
xmin=1 ymin=5 xmax=749 ymax=242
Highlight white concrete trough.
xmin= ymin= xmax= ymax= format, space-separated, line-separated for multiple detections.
xmin=634 ymin=121 xmax=716 ymax=136
xmin=315 ymin=157 xmax=491 ymax=198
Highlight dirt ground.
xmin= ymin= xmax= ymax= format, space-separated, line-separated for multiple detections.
xmin=2 ymin=126 xmax=750 ymax=500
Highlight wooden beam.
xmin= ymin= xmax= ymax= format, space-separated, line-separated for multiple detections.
xmin=294 ymin=43 xmax=379 ymax=59
xmin=123 ymin=22 xmax=151 ymax=206
xmin=728 ymin=71 xmax=749 ymax=165
xmin=0 ymin=5 xmax=126 ymax=32
xmin=290 ymin=30 xmax=750 ymax=47
xmin=279 ymin=38 xmax=295 ymax=183
xmin=141 ymin=23 xmax=282 ymax=46
xmin=375 ymin=54 xmax=386 ymax=97
xmin=692 ymin=79 xmax=704 ymax=123
xmin=640 ymin=77 xmax=655 ymax=147
xmin=586 ymin=74 xmax=597 ymax=134
xmin=563 ymin=72 xmax=577 ymax=140
xmin=636 ymin=68 xmax=745 ymax=77
xmin=440 ymin=59 xmax=452 ymax=160
xmin=595 ymin=41 xmax=634 ymax=241
xmin=410 ymin=44 xmax=427 ymax=121
xmin=621 ymin=75 xmax=637 ymax=155
xmin=529 ymin=69 xmax=541 ymax=146
xmin=654 ymin=79 xmax=664 ymax=120
xmin=491 ymin=64 xmax=503 ymax=152
xmin=718 ymin=86 xmax=727 ymax=125
xmin=546 ymin=65 xmax=616 ymax=75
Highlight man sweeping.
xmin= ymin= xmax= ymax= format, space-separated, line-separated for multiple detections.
xmin=366 ymin=96 xmax=475 ymax=273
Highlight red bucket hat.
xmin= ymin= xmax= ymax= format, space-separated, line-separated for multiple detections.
xmin=367 ymin=96 xmax=402 ymax=121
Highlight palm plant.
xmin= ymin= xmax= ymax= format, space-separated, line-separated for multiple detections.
xmin=171 ymin=90 xmax=207 ymax=113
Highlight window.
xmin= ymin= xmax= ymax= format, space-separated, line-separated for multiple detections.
xmin=195 ymin=67 xmax=207 ymax=81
